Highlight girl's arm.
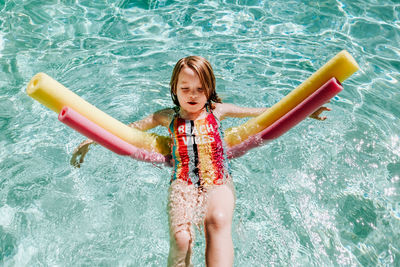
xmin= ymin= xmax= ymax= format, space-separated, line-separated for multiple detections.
xmin=213 ymin=103 xmax=268 ymax=120
xmin=214 ymin=103 xmax=330 ymax=121
xmin=128 ymin=108 xmax=174 ymax=130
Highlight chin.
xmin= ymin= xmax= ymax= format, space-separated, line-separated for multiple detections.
xmin=184 ymin=105 xmax=202 ymax=113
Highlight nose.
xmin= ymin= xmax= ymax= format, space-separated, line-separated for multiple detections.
xmin=189 ymin=89 xmax=198 ymax=98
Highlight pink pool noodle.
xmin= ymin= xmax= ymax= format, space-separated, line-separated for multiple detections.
xmin=227 ymin=78 xmax=343 ymax=159
xmin=58 ymin=106 xmax=169 ymax=164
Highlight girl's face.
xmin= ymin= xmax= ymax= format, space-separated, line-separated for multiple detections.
xmin=176 ymin=67 xmax=208 ymax=115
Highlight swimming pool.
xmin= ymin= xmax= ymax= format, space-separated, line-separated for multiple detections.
xmin=1 ymin=0 xmax=399 ymax=266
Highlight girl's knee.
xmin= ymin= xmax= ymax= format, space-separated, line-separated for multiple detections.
xmin=205 ymin=210 xmax=231 ymax=232
xmin=205 ymin=185 xmax=235 ymax=232
xmin=172 ymin=230 xmax=192 ymax=252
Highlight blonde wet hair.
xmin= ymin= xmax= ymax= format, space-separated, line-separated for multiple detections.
xmin=170 ymin=56 xmax=222 ymax=109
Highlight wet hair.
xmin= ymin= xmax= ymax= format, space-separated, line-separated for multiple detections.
xmin=170 ymin=56 xmax=222 ymax=109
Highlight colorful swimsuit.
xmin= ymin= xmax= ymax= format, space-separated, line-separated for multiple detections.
xmin=168 ymin=107 xmax=231 ymax=188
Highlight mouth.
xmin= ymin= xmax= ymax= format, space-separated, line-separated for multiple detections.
xmin=188 ymin=102 xmax=197 ymax=105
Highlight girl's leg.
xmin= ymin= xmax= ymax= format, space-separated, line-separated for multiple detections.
xmin=167 ymin=180 xmax=197 ymax=267
xmin=204 ymin=184 xmax=235 ymax=267
xmin=168 ymin=224 xmax=193 ymax=267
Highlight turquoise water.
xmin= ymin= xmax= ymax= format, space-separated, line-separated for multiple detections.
xmin=1 ymin=0 xmax=399 ymax=265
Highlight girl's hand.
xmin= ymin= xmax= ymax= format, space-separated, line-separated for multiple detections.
xmin=309 ymin=106 xmax=331 ymax=121
xmin=70 ymin=139 xmax=95 ymax=168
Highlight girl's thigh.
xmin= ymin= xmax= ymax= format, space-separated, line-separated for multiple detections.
xmin=168 ymin=180 xmax=200 ymax=236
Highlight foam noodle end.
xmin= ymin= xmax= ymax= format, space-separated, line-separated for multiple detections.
xmin=26 ymin=72 xmax=46 ymax=95
xmin=58 ymin=106 xmax=68 ymax=120
xmin=330 ymin=50 xmax=359 ymax=82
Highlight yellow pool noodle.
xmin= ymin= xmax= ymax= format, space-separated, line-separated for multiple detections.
xmin=224 ymin=50 xmax=359 ymax=147
xmin=26 ymin=73 xmax=171 ymax=155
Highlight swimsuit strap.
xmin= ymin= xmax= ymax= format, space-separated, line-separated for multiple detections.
xmin=206 ymin=104 xmax=222 ymax=125
xmin=168 ymin=106 xmax=180 ymax=131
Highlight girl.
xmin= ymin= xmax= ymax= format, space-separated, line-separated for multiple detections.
xmin=71 ymin=56 xmax=329 ymax=266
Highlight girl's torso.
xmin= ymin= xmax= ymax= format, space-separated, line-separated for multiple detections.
xmin=168 ymin=106 xmax=231 ymax=188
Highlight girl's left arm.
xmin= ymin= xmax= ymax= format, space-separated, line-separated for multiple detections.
xmin=308 ymin=106 xmax=331 ymax=121
xmin=214 ymin=103 xmax=331 ymax=121
xmin=214 ymin=103 xmax=268 ymax=120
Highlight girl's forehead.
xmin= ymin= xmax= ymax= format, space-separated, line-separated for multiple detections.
xmin=179 ymin=66 xmax=197 ymax=77
xmin=178 ymin=67 xmax=200 ymax=83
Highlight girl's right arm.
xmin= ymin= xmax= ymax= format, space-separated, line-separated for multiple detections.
xmin=70 ymin=108 xmax=174 ymax=168
xmin=128 ymin=108 xmax=174 ymax=130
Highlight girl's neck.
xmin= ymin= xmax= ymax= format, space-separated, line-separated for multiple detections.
xmin=179 ymin=106 xmax=207 ymax=121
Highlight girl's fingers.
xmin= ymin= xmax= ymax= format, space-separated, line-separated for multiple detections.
xmin=80 ymin=152 xmax=87 ymax=163
xmin=70 ymin=154 xmax=78 ymax=166
xmin=310 ymin=106 xmax=331 ymax=120
xmin=71 ymin=150 xmax=82 ymax=167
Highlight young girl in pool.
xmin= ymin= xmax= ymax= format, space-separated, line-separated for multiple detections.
xmin=71 ymin=56 xmax=329 ymax=267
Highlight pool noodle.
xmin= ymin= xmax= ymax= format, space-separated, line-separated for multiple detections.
xmin=224 ymin=50 xmax=359 ymax=147
xmin=26 ymin=73 xmax=171 ymax=155
xmin=58 ymin=106 xmax=169 ymax=164
xmin=227 ymin=78 xmax=343 ymax=158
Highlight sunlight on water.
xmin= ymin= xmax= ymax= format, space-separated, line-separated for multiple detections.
xmin=1 ymin=0 xmax=400 ymax=266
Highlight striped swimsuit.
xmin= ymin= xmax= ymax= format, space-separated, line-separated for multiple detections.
xmin=168 ymin=107 xmax=231 ymax=188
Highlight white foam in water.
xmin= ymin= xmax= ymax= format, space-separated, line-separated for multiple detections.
xmin=0 ymin=33 xmax=4 ymax=58
xmin=12 ymin=242 xmax=37 ymax=266
xmin=0 ymin=205 xmax=15 ymax=227
xmin=388 ymin=135 xmax=400 ymax=157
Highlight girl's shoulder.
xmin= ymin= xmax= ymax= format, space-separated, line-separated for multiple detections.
xmin=211 ymin=102 xmax=232 ymax=121
xmin=153 ymin=107 xmax=176 ymax=127
xmin=154 ymin=107 xmax=175 ymax=116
